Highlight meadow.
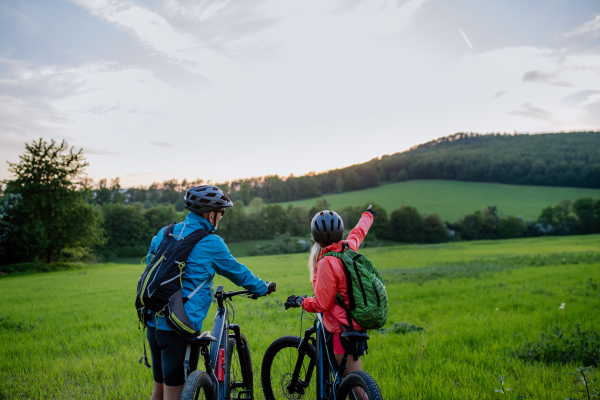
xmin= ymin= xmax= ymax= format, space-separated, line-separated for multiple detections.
xmin=1 ymin=234 xmax=599 ymax=399
xmin=277 ymin=180 xmax=600 ymax=221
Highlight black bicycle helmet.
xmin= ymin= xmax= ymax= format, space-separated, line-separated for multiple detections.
xmin=311 ymin=210 xmax=344 ymax=243
xmin=184 ymin=185 xmax=233 ymax=215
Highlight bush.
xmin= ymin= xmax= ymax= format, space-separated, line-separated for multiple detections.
xmin=60 ymin=247 xmax=97 ymax=263
xmin=250 ymin=233 xmax=310 ymax=256
xmin=513 ymin=324 xmax=600 ymax=367
xmin=0 ymin=262 xmax=81 ymax=277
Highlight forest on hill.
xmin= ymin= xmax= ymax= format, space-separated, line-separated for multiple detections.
xmin=2 ymin=133 xmax=600 ymax=264
xmin=84 ymin=131 xmax=600 ymax=210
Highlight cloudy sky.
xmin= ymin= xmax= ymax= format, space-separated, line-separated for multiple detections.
xmin=1 ymin=0 xmax=599 ymax=187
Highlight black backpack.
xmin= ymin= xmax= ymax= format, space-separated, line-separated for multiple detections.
xmin=135 ymin=223 xmax=211 ymax=338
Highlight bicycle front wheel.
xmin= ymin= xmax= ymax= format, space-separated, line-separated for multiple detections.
xmin=336 ymin=371 xmax=383 ymax=400
xmin=181 ymin=370 xmax=216 ymax=400
xmin=227 ymin=334 xmax=253 ymax=399
xmin=261 ymin=335 xmax=317 ymax=400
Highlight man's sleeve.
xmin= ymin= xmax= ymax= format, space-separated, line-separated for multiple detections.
xmin=302 ymin=258 xmax=337 ymax=313
xmin=211 ymin=237 xmax=268 ymax=296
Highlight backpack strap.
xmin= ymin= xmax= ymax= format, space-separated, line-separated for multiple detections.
xmin=336 ymin=293 xmax=355 ymax=330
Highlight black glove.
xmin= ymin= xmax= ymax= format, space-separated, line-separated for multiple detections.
xmin=284 ymin=294 xmax=307 ymax=310
xmin=366 ymin=204 xmax=377 ymax=218
xmin=265 ymin=282 xmax=277 ymax=295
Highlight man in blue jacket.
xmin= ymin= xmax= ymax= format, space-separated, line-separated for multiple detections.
xmin=146 ymin=185 xmax=273 ymax=400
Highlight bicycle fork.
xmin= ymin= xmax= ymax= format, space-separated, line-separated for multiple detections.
xmin=287 ymin=326 xmax=317 ymax=396
xmin=228 ymin=324 xmax=253 ymax=400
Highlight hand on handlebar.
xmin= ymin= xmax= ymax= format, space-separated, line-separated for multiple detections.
xmin=284 ymin=294 xmax=307 ymax=310
xmin=248 ymin=282 xmax=276 ymax=299
xmin=266 ymin=282 xmax=276 ymax=295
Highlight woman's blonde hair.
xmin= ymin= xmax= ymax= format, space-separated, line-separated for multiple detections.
xmin=308 ymin=242 xmax=322 ymax=282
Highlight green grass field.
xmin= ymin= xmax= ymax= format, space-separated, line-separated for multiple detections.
xmin=1 ymin=235 xmax=599 ymax=399
xmin=278 ymin=180 xmax=600 ymax=221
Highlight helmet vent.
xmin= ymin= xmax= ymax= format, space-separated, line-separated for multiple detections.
xmin=199 ymin=199 xmax=211 ymax=204
xmin=320 ymin=211 xmax=324 ymax=217
xmin=329 ymin=211 xmax=333 ymax=216
xmin=314 ymin=221 xmax=320 ymax=232
xmin=321 ymin=220 xmax=327 ymax=232
xmin=205 ymin=192 xmax=216 ymax=197
xmin=337 ymin=219 xmax=341 ymax=230
xmin=198 ymin=187 xmax=206 ymax=191
xmin=190 ymin=195 xmax=196 ymax=201
xmin=330 ymin=219 xmax=334 ymax=231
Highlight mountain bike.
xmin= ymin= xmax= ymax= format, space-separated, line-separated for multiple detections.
xmin=180 ymin=284 xmax=273 ymax=400
xmin=261 ymin=310 xmax=383 ymax=400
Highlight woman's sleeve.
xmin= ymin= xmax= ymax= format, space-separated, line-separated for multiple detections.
xmin=345 ymin=212 xmax=374 ymax=251
xmin=301 ymin=258 xmax=338 ymax=313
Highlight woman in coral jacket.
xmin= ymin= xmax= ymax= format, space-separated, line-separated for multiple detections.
xmin=285 ymin=205 xmax=377 ymax=375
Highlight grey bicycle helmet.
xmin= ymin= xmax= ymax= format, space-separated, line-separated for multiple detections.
xmin=184 ymin=185 xmax=233 ymax=215
xmin=311 ymin=210 xmax=344 ymax=243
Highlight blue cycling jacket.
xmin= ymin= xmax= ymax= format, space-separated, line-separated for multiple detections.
xmin=146 ymin=211 xmax=267 ymax=331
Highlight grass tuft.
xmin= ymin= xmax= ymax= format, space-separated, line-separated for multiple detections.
xmin=378 ymin=321 xmax=425 ymax=335
xmin=381 ymin=252 xmax=600 ymax=284
xmin=513 ymin=324 xmax=600 ymax=367
xmin=0 ymin=316 xmax=36 ymax=332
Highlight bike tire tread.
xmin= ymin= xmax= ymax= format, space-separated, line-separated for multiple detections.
xmin=180 ymin=370 xmax=216 ymax=400
xmin=337 ymin=370 xmax=383 ymax=400
xmin=261 ymin=335 xmax=317 ymax=400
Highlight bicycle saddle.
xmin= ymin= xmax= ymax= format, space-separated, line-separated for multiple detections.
xmin=188 ymin=333 xmax=217 ymax=344
xmin=340 ymin=325 xmax=369 ymax=341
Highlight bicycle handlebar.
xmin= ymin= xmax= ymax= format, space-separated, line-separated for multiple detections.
xmin=222 ymin=289 xmax=255 ymax=299
xmin=216 ymin=282 xmax=276 ymax=302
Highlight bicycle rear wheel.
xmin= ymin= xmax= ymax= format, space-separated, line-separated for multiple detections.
xmin=336 ymin=371 xmax=382 ymax=400
xmin=227 ymin=334 xmax=253 ymax=399
xmin=261 ymin=335 xmax=317 ymax=400
xmin=180 ymin=370 xmax=216 ymax=400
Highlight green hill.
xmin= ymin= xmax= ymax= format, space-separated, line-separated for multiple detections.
xmin=278 ymin=179 xmax=600 ymax=222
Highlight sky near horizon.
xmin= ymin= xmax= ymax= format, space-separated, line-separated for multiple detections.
xmin=1 ymin=0 xmax=599 ymax=187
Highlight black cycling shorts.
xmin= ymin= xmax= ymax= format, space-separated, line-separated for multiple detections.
xmin=147 ymin=327 xmax=200 ymax=386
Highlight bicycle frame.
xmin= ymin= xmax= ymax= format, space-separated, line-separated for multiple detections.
xmin=290 ymin=313 xmax=346 ymax=400
xmin=191 ymin=285 xmax=253 ymax=400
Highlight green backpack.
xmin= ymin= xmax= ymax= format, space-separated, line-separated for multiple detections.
xmin=321 ymin=243 xmax=389 ymax=330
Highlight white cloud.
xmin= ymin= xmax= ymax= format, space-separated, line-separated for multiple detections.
xmin=564 ymin=15 xmax=600 ymax=38
xmin=69 ymin=0 xmax=241 ymax=83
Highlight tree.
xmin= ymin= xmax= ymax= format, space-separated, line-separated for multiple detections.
xmin=248 ymin=197 xmax=266 ymax=217
xmin=2 ymin=139 xmax=104 ymax=263
xmin=460 ymin=212 xmax=484 ymax=240
xmin=396 ymin=170 xmax=408 ymax=182
xmin=99 ymin=203 xmax=149 ymax=259
xmin=498 ymin=216 xmax=526 ymax=239
xmin=390 ymin=205 xmax=422 ymax=242
xmin=421 ymin=213 xmax=447 ymax=242
xmin=572 ymin=197 xmax=597 ymax=234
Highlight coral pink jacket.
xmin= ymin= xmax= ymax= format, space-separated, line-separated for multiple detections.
xmin=301 ymin=212 xmax=374 ymax=333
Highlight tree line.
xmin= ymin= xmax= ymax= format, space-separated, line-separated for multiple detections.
xmin=1 ymin=138 xmax=599 ymax=265
xmin=73 ymin=131 xmax=600 ymax=210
